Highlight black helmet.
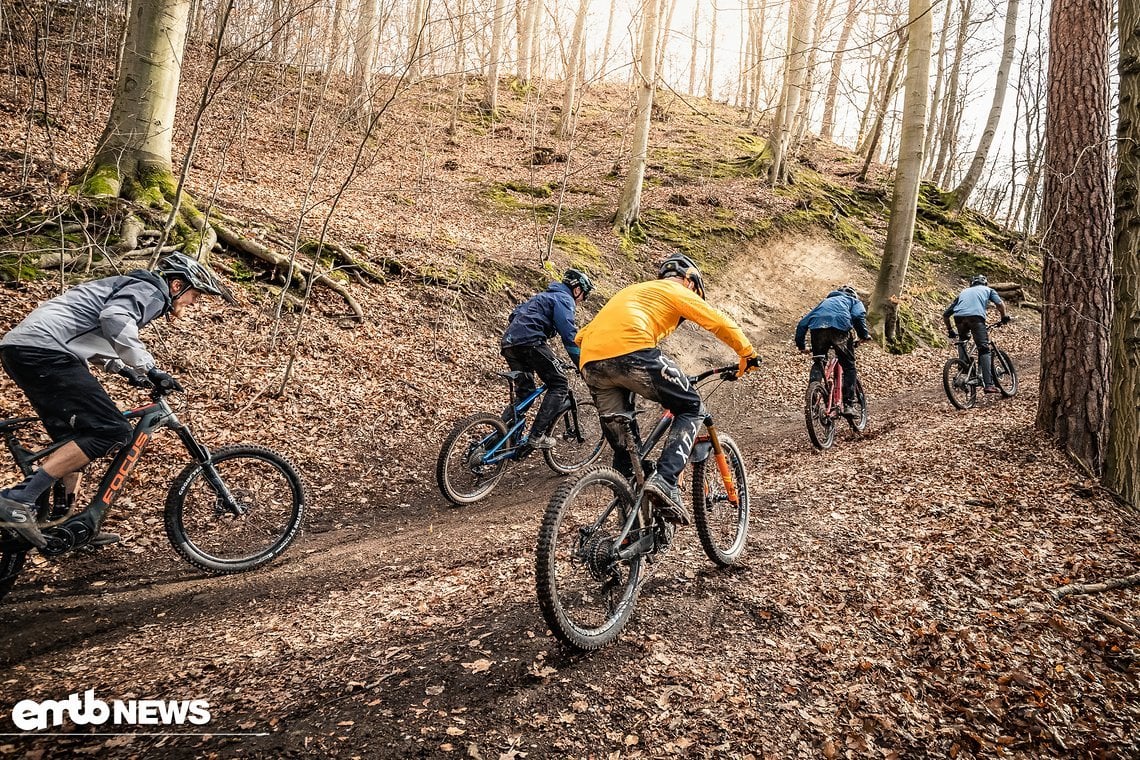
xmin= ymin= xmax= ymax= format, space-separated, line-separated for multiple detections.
xmin=658 ymin=254 xmax=706 ymax=299
xmin=837 ymin=284 xmax=858 ymax=299
xmin=970 ymin=274 xmax=988 ymax=287
xmin=156 ymin=252 xmax=235 ymax=303
xmin=562 ymin=268 xmax=594 ymax=299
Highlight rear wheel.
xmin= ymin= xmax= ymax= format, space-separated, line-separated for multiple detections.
xmin=165 ymin=445 xmax=306 ymax=574
xmin=847 ymin=380 xmax=868 ymax=432
xmin=993 ymin=350 xmax=1018 ymax=397
xmin=805 ymin=381 xmax=836 ymax=450
xmin=943 ymin=358 xmax=977 ymax=410
xmin=0 ymin=540 xmax=26 ymax=604
xmin=691 ymin=433 xmax=749 ymax=567
xmin=436 ymin=413 xmax=510 ymax=505
xmin=543 ymin=399 xmax=605 ymax=475
xmin=536 ymin=466 xmax=643 ymax=650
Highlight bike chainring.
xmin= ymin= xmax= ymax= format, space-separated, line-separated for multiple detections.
xmin=39 ymin=519 xmax=96 ymax=557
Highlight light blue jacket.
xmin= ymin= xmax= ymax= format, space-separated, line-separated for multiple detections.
xmin=795 ymin=292 xmax=871 ymax=350
xmin=944 ymin=285 xmax=1002 ymax=319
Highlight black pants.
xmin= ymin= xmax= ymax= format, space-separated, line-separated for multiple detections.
xmin=809 ymin=328 xmax=858 ymax=405
xmin=954 ymin=316 xmax=994 ymax=385
xmin=581 ymin=348 xmax=703 ymax=487
xmin=0 ymin=346 xmax=132 ymax=460
xmin=500 ymin=343 xmax=568 ymax=439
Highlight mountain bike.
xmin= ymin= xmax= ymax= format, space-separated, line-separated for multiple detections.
xmin=435 ymin=364 xmax=605 ymax=506
xmin=942 ymin=323 xmax=1018 ymax=409
xmin=535 ymin=361 xmax=756 ymax=651
xmin=804 ymin=346 xmax=867 ymax=450
xmin=0 ymin=383 xmax=307 ymax=604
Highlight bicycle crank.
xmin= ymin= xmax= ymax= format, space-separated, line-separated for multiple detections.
xmin=39 ymin=520 xmax=96 ymax=557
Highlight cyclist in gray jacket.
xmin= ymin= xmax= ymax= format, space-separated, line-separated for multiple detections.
xmin=943 ymin=275 xmax=1009 ymax=394
xmin=0 ymin=253 xmax=233 ymax=549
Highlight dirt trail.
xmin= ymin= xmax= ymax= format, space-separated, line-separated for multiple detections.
xmin=6 ymin=331 xmax=1129 ymax=760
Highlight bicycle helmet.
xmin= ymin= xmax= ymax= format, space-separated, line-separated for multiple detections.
xmin=658 ymin=254 xmax=706 ymax=299
xmin=562 ymin=268 xmax=594 ymax=300
xmin=156 ymin=252 xmax=236 ymax=303
xmin=970 ymin=274 xmax=988 ymax=287
xmin=837 ymin=284 xmax=858 ymax=299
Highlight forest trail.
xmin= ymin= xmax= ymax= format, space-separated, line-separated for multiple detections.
xmin=4 ymin=326 xmax=1137 ymax=759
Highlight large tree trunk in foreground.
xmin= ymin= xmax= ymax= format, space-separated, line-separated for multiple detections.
xmin=1106 ymin=0 xmax=1140 ymax=506
xmin=1036 ymin=0 xmax=1113 ymax=474
xmin=615 ymin=0 xmax=659 ymax=232
xmin=85 ymin=0 xmax=191 ymax=198
xmin=870 ymin=0 xmax=932 ymax=349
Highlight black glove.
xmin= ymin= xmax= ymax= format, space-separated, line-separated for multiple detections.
xmin=1000 ymin=315 xmax=1011 ymax=325
xmin=947 ymin=329 xmax=957 ymax=339
xmin=147 ymin=367 xmax=184 ymax=393
xmin=118 ymin=367 xmax=153 ymax=388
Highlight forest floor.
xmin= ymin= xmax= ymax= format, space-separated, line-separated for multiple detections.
xmin=2 ymin=314 xmax=1139 ymax=759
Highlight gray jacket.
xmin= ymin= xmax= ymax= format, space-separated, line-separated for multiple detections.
xmin=1 ymin=270 xmax=171 ymax=371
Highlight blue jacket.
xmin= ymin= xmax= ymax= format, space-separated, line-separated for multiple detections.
xmin=794 ymin=291 xmax=872 ymax=350
xmin=943 ymin=285 xmax=1002 ymax=319
xmin=501 ymin=282 xmax=581 ymax=364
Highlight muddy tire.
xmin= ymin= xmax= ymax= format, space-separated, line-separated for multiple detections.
xmin=943 ymin=358 xmax=977 ymax=410
xmin=805 ymin=381 xmax=836 ymax=450
xmin=691 ymin=434 xmax=749 ymax=567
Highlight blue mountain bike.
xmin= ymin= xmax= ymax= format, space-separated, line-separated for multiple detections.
xmin=436 ymin=366 xmax=605 ymax=505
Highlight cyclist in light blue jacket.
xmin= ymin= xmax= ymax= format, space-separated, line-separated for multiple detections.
xmin=795 ymin=285 xmax=873 ymax=416
xmin=943 ymin=275 xmax=1009 ymax=394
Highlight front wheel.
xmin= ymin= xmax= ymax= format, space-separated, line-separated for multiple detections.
xmin=536 ymin=466 xmax=643 ymax=651
xmin=993 ymin=350 xmax=1018 ymax=397
xmin=943 ymin=358 xmax=977 ymax=410
xmin=691 ymin=433 xmax=750 ymax=567
xmin=543 ymin=399 xmax=605 ymax=475
xmin=165 ymin=445 xmax=307 ymax=574
xmin=436 ymin=413 xmax=510 ymax=505
xmin=805 ymin=381 xmax=836 ymax=450
xmin=847 ymin=380 xmax=868 ymax=432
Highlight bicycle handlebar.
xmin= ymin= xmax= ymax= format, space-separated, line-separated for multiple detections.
xmin=690 ymin=357 xmax=760 ymax=384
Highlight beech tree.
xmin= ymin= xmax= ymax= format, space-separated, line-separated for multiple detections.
xmin=615 ymin=0 xmax=659 ymax=232
xmin=870 ymin=0 xmax=932 ymax=347
xmin=820 ymin=0 xmax=860 ymax=141
xmin=481 ymin=0 xmax=508 ymax=113
xmin=768 ymin=0 xmax=814 ymax=185
xmin=557 ymin=0 xmax=591 ymax=137
xmin=1107 ymin=0 xmax=1140 ymax=506
xmin=1037 ymin=0 xmax=1113 ymax=473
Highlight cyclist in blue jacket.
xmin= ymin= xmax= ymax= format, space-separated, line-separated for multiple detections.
xmin=943 ymin=275 xmax=1009 ymax=394
xmin=500 ymin=269 xmax=594 ymax=450
xmin=795 ymin=285 xmax=873 ymax=416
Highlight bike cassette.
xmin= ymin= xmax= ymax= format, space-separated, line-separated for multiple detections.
xmin=582 ymin=532 xmax=617 ymax=581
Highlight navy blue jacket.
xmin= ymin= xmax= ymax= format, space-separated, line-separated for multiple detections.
xmin=795 ymin=291 xmax=872 ymax=350
xmin=501 ymin=282 xmax=581 ymax=364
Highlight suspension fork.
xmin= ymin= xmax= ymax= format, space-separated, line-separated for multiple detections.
xmin=173 ymin=423 xmax=245 ymax=516
xmin=704 ymin=418 xmax=739 ymax=506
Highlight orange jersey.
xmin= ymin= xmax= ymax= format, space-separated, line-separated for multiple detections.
xmin=576 ymin=279 xmax=754 ymax=365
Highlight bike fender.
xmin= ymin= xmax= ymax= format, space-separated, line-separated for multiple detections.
xmin=690 ymin=440 xmax=713 ymax=464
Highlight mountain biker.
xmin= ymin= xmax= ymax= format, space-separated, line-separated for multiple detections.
xmin=794 ymin=285 xmax=873 ymax=416
xmin=0 ymin=253 xmax=234 ymax=550
xmin=943 ymin=275 xmax=1009 ymax=394
xmin=575 ymin=254 xmax=759 ymax=526
xmin=500 ymin=269 xmax=594 ymax=450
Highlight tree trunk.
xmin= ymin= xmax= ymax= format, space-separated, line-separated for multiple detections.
xmin=921 ymin=0 xmax=954 ymax=175
xmin=656 ymin=0 xmax=678 ymax=81
xmin=353 ymin=0 xmax=381 ymax=113
xmin=327 ymin=0 xmax=347 ymax=75
xmin=1106 ymin=0 xmax=1140 ymax=506
xmin=1037 ymin=0 xmax=1113 ymax=474
xmin=615 ymin=0 xmax=659 ymax=232
xmin=857 ymin=30 xmax=906 ymax=180
xmin=518 ymin=0 xmax=534 ymax=82
xmin=86 ymin=0 xmax=191 ymax=198
xmin=481 ymin=0 xmax=508 ymax=112
xmin=599 ymin=0 xmax=617 ymax=79
xmin=558 ymin=0 xmax=591 ymax=137
xmin=406 ymin=0 xmax=427 ymax=83
xmin=820 ymin=0 xmax=859 ymax=141
xmin=527 ymin=0 xmax=543 ymax=81
xmin=870 ymin=0 xmax=932 ymax=348
xmin=931 ymin=0 xmax=971 ymax=186
xmin=791 ymin=0 xmax=832 ymax=147
xmin=950 ymin=0 xmax=1019 ymax=210
xmin=705 ymin=0 xmax=718 ymax=99
xmin=688 ymin=2 xmax=700 ymax=94
xmin=768 ymin=0 xmax=814 ymax=185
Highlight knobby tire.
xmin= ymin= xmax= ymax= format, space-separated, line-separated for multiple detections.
xmin=691 ymin=433 xmax=750 ymax=567
xmin=436 ymin=413 xmax=510 ymax=505
xmin=543 ymin=399 xmax=605 ymax=475
xmin=943 ymin=358 xmax=976 ymax=410
xmin=805 ymin=381 xmax=836 ymax=450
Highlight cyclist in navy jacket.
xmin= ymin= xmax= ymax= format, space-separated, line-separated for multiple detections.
xmin=795 ymin=285 xmax=873 ymax=416
xmin=943 ymin=275 xmax=1009 ymax=394
xmin=500 ymin=269 xmax=594 ymax=449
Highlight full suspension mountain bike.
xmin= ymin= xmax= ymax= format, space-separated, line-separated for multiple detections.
xmin=535 ymin=361 xmax=756 ymax=651
xmin=942 ymin=323 xmax=1018 ymax=409
xmin=436 ymin=364 xmax=605 ymax=505
xmin=0 ymin=382 xmax=307 ymax=604
xmin=804 ymin=345 xmax=868 ymax=450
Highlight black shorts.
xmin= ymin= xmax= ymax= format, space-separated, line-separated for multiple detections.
xmin=0 ymin=346 xmax=132 ymax=460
